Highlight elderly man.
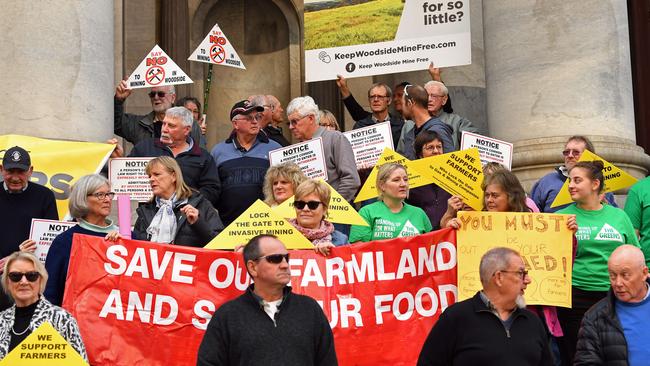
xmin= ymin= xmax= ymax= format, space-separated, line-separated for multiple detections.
xmin=211 ymin=100 xmax=281 ymax=226
xmin=575 ymin=245 xmax=650 ymax=366
xmin=423 ymin=80 xmax=478 ymax=150
xmin=398 ymin=85 xmax=454 ymax=160
xmin=418 ymin=247 xmax=551 ymax=366
xmin=117 ymin=106 xmax=221 ymax=207
xmin=249 ymin=95 xmax=289 ymax=147
xmin=286 ymin=96 xmax=360 ymax=203
xmin=0 ymin=146 xmax=58 ymax=310
xmin=197 ymin=234 xmax=337 ymax=366
xmin=114 ymin=80 xmax=203 ymax=147
xmin=265 ymin=95 xmax=290 ymax=147
xmin=624 ymin=177 xmax=650 ymax=267
xmin=530 ymin=135 xmax=616 ymax=213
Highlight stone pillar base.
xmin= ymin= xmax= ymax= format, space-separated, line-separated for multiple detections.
xmin=512 ymin=135 xmax=650 ymax=193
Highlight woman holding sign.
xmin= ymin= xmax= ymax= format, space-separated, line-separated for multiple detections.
xmin=556 ymin=160 xmax=639 ymax=364
xmin=349 ymin=163 xmax=432 ymax=242
xmin=263 ymin=162 xmax=307 ymax=207
xmin=45 ymin=174 xmax=121 ymax=306
xmin=134 ymin=157 xmax=224 ymax=247
xmin=288 ymin=180 xmax=347 ymax=255
xmin=0 ymin=252 xmax=87 ymax=360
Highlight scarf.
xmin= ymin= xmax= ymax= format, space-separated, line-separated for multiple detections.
xmin=289 ymin=218 xmax=334 ymax=245
xmin=146 ymin=194 xmax=187 ymax=243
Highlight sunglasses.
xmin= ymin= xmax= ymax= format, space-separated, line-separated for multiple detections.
xmin=255 ymin=253 xmax=290 ymax=264
xmin=148 ymin=91 xmax=167 ymax=98
xmin=293 ymin=200 xmax=323 ymax=210
xmin=562 ymin=149 xmax=581 ymax=157
xmin=8 ymin=271 xmax=40 ymax=283
xmin=403 ymin=84 xmax=413 ymax=100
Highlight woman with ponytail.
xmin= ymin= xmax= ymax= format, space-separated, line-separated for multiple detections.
xmin=556 ymin=160 xmax=639 ymax=364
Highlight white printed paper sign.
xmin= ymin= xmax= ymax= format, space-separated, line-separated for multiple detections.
xmin=188 ymin=23 xmax=246 ymax=69
xmin=268 ymin=138 xmax=328 ymax=180
xmin=460 ymin=131 xmax=513 ymax=170
xmin=343 ymin=122 xmax=394 ymax=170
xmin=126 ymin=45 xmax=193 ymax=89
xmin=304 ymin=0 xmax=471 ymax=82
xmin=108 ymin=158 xmax=154 ymax=202
xmin=29 ymin=219 xmax=76 ymax=263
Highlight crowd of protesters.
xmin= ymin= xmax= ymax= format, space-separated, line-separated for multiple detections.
xmin=0 ymin=61 xmax=648 ymax=365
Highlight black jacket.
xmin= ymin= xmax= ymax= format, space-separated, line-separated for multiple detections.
xmin=134 ymin=192 xmax=223 ymax=247
xmin=197 ymin=285 xmax=337 ymax=366
xmin=263 ymin=125 xmax=290 ymax=147
xmin=574 ymin=280 xmax=650 ymax=366
xmin=129 ymin=137 xmax=221 ymax=207
xmin=417 ymin=292 xmax=551 ymax=366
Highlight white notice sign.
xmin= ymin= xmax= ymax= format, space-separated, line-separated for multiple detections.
xmin=126 ymin=45 xmax=193 ymax=89
xmin=29 ymin=219 xmax=76 ymax=263
xmin=108 ymin=158 xmax=154 ymax=202
xmin=460 ymin=131 xmax=513 ymax=170
xmin=268 ymin=138 xmax=328 ymax=180
xmin=343 ymin=122 xmax=393 ymax=170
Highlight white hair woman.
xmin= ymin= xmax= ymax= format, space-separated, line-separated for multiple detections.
xmin=44 ymin=174 xmax=120 ymax=306
xmin=0 ymin=252 xmax=87 ymax=360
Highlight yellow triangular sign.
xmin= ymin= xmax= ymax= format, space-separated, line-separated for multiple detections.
xmin=0 ymin=321 xmax=88 ymax=365
xmin=354 ymin=148 xmax=434 ymax=203
xmin=550 ymin=150 xmax=638 ymax=208
xmin=205 ymin=200 xmax=313 ymax=249
xmin=410 ymin=148 xmax=485 ymax=211
xmin=273 ymin=180 xmax=369 ymax=226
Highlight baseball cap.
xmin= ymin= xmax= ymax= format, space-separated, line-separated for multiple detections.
xmin=230 ymin=100 xmax=264 ymax=120
xmin=2 ymin=146 xmax=31 ymax=171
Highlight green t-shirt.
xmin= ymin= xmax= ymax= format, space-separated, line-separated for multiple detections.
xmin=623 ymin=177 xmax=650 ymax=266
xmin=558 ymin=204 xmax=640 ymax=291
xmin=349 ymin=201 xmax=433 ymax=243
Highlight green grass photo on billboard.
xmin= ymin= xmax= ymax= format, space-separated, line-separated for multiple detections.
xmin=305 ymin=0 xmax=405 ymax=50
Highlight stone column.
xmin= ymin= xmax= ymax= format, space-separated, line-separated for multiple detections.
xmin=482 ymin=0 xmax=650 ymax=190
xmin=0 ymin=1 xmax=114 ymax=142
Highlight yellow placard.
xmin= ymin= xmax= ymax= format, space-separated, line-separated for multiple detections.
xmin=205 ymin=199 xmax=313 ymax=249
xmin=411 ymin=148 xmax=484 ymax=211
xmin=0 ymin=134 xmax=114 ymax=219
xmin=273 ymin=181 xmax=368 ymax=226
xmin=354 ymin=148 xmax=434 ymax=202
xmin=456 ymin=211 xmax=573 ymax=307
xmin=0 ymin=321 xmax=88 ymax=365
xmin=551 ymin=150 xmax=638 ymax=208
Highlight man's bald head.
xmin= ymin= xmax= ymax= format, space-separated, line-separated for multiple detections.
xmin=608 ymin=245 xmax=649 ymax=303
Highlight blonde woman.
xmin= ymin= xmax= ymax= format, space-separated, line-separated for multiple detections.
xmin=263 ymin=162 xmax=307 ymax=207
xmin=349 ymin=163 xmax=432 ymax=242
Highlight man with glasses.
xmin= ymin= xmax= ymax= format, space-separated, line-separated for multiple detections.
xmin=397 ymin=84 xmax=454 ymax=160
xmin=113 ymin=80 xmax=203 ymax=147
xmin=530 ymin=135 xmax=616 ymax=213
xmin=418 ymin=247 xmax=552 ymax=366
xmin=197 ymin=234 xmax=337 ymax=366
xmin=210 ymin=100 xmax=281 ymax=226
xmin=286 ymin=96 xmax=360 ymax=203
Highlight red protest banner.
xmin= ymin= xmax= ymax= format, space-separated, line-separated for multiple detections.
xmin=62 ymin=229 xmax=457 ymax=366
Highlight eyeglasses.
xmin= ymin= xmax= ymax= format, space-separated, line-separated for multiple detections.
xmin=288 ymin=115 xmax=311 ymax=126
xmin=88 ymin=192 xmax=116 ymax=200
xmin=234 ymin=114 xmax=262 ymax=123
xmin=293 ymin=200 xmax=323 ymax=210
xmin=562 ymin=149 xmax=582 ymax=157
xmin=8 ymin=271 xmax=41 ymax=282
xmin=423 ymin=144 xmax=443 ymax=152
xmin=148 ymin=91 xmax=168 ymax=99
xmin=368 ymin=95 xmax=389 ymax=100
xmin=429 ymin=94 xmax=445 ymax=99
xmin=497 ymin=270 xmax=529 ymax=280
xmin=254 ymin=253 xmax=290 ymax=264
